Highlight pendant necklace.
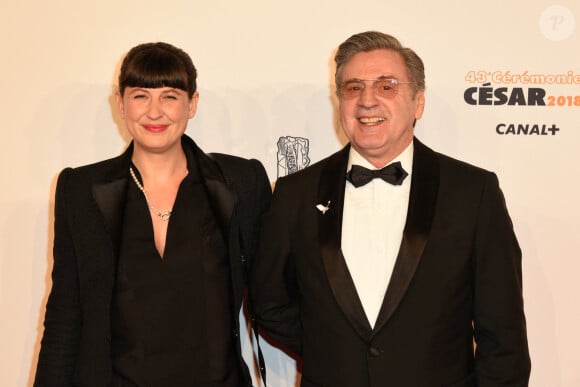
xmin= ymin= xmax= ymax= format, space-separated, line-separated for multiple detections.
xmin=129 ymin=167 xmax=172 ymax=221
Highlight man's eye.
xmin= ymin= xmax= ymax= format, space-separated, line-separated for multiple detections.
xmin=133 ymin=94 xmax=147 ymax=99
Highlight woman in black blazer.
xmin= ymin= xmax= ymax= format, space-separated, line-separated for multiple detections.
xmin=35 ymin=42 xmax=271 ymax=387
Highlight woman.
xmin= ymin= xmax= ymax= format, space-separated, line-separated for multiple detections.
xmin=35 ymin=42 xmax=271 ymax=386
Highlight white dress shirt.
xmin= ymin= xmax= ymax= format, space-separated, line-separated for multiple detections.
xmin=341 ymin=142 xmax=413 ymax=327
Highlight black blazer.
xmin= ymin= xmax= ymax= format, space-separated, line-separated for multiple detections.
xmin=35 ymin=135 xmax=271 ymax=387
xmin=251 ymin=138 xmax=530 ymax=387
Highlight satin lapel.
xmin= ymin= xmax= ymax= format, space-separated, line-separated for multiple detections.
xmin=190 ymin=138 xmax=235 ymax=241
xmin=91 ymin=146 xmax=133 ymax=258
xmin=319 ymin=145 xmax=373 ymax=339
xmin=371 ymin=138 xmax=439 ymax=337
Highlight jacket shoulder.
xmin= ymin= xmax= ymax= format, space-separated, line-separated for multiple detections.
xmin=435 ymin=151 xmax=496 ymax=190
xmin=275 ymin=146 xmax=347 ymax=187
xmin=61 ymin=151 xmax=129 ymax=182
xmin=209 ymin=152 xmax=261 ymax=170
xmin=416 ymin=139 xmax=494 ymax=184
xmin=209 ymin=152 xmax=269 ymax=185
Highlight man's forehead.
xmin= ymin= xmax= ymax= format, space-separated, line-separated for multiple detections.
xmin=341 ymin=51 xmax=405 ymax=79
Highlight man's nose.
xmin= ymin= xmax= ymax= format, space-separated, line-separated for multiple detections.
xmin=358 ymin=83 xmax=379 ymax=107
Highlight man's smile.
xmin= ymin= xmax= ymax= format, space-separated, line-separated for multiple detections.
xmin=358 ymin=116 xmax=385 ymax=124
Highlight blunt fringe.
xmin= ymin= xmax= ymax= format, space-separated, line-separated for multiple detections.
xmin=118 ymin=42 xmax=197 ymax=98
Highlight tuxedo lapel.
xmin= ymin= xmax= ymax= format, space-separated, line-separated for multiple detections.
xmin=187 ymin=136 xmax=236 ymax=244
xmin=189 ymin=137 xmax=245 ymax=327
xmin=372 ymin=138 xmax=439 ymax=336
xmin=91 ymin=146 xmax=132 ymax=257
xmin=318 ymin=145 xmax=373 ymax=339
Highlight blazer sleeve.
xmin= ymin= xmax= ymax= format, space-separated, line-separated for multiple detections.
xmin=239 ymin=159 xmax=272 ymax=271
xmin=473 ymin=172 xmax=531 ymax=385
xmin=35 ymin=168 xmax=81 ymax=387
xmin=250 ymin=177 xmax=302 ymax=356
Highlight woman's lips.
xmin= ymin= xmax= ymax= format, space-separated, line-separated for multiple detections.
xmin=143 ymin=124 xmax=168 ymax=132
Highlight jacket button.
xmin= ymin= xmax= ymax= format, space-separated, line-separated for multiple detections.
xmin=369 ymin=346 xmax=381 ymax=357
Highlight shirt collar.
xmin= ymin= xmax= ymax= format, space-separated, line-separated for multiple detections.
xmin=347 ymin=141 xmax=414 ymax=177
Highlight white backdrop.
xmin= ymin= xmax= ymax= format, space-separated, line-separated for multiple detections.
xmin=0 ymin=0 xmax=578 ymax=385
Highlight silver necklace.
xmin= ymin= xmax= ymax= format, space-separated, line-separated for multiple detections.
xmin=129 ymin=167 xmax=172 ymax=221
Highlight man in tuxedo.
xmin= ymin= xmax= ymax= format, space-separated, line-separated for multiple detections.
xmin=251 ymin=31 xmax=530 ymax=386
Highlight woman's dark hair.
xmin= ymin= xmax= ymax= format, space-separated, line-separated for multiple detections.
xmin=118 ymin=42 xmax=197 ymax=98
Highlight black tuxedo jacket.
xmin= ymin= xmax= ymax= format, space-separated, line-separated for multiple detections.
xmin=251 ymin=138 xmax=530 ymax=387
xmin=35 ymin=135 xmax=271 ymax=387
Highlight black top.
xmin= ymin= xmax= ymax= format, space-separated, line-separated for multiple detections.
xmin=111 ymin=153 xmax=241 ymax=386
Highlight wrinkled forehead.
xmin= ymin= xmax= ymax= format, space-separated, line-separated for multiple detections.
xmin=338 ymin=49 xmax=408 ymax=83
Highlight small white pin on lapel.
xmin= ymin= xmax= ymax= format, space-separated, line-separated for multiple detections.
xmin=316 ymin=200 xmax=331 ymax=215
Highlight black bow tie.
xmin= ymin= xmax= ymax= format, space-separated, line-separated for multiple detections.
xmin=346 ymin=162 xmax=408 ymax=187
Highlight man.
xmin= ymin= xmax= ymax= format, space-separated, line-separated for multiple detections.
xmin=251 ymin=31 xmax=530 ymax=386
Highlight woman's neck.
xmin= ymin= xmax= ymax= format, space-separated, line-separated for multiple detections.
xmin=131 ymin=145 xmax=188 ymax=184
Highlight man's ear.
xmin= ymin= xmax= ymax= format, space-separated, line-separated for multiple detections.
xmin=414 ymin=90 xmax=425 ymax=120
